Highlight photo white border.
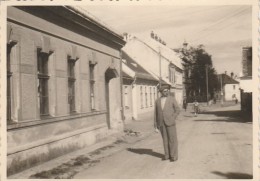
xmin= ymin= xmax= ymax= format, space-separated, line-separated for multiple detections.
xmin=0 ymin=0 xmax=258 ymax=181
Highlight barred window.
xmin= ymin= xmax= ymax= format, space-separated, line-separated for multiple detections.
xmin=37 ymin=49 xmax=50 ymax=117
xmin=68 ymin=57 xmax=76 ymax=113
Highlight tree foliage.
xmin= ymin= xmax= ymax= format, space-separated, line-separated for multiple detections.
xmin=183 ymin=45 xmax=220 ymax=102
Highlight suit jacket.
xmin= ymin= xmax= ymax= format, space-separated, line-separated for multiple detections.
xmin=154 ymin=95 xmax=180 ymax=128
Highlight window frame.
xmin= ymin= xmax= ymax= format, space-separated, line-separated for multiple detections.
xmin=140 ymin=86 xmax=143 ymax=109
xmin=150 ymin=87 xmax=152 ymax=106
xmin=68 ymin=56 xmax=77 ymax=113
xmin=37 ymin=48 xmax=50 ymax=117
xmin=89 ymin=62 xmax=97 ymax=111
xmin=145 ymin=86 xmax=148 ymax=108
xmin=7 ymin=43 xmax=14 ymax=123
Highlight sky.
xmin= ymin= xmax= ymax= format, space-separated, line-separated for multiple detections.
xmin=82 ymin=5 xmax=252 ymax=76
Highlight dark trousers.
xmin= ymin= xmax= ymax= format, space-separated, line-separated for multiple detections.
xmin=160 ymin=122 xmax=178 ymax=159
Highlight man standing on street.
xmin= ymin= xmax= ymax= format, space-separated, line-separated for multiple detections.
xmin=154 ymin=84 xmax=180 ymax=162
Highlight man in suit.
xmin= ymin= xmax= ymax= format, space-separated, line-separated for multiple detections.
xmin=154 ymin=84 xmax=180 ymax=162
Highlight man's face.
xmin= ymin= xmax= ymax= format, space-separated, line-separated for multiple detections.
xmin=161 ymin=88 xmax=169 ymax=97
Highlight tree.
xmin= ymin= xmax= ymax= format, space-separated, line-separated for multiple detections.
xmin=182 ymin=45 xmax=220 ymax=102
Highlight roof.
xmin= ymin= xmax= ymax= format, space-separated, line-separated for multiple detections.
xmin=219 ymin=74 xmax=239 ymax=84
xmin=66 ymin=6 xmax=123 ymax=39
xmin=122 ymin=51 xmax=158 ymax=81
xmin=240 ymin=75 xmax=252 ymax=80
xmin=122 ymin=71 xmax=134 ymax=80
xmin=136 ymin=36 xmax=183 ymax=70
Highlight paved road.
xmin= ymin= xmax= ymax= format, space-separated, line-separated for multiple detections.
xmin=74 ymin=104 xmax=253 ymax=179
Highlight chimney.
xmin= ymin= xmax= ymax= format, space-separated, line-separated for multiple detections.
xmin=151 ymin=31 xmax=154 ymax=39
xmin=123 ymin=32 xmax=128 ymax=41
xmin=183 ymin=40 xmax=188 ymax=49
xmin=154 ymin=34 xmax=158 ymax=41
xmin=231 ymin=72 xmax=234 ymax=78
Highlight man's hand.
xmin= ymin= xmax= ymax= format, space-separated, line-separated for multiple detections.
xmin=155 ymin=128 xmax=159 ymax=133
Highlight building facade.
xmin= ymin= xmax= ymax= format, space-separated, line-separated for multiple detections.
xmin=6 ymin=6 xmax=125 ymax=175
xmin=218 ymin=74 xmax=240 ymax=102
xmin=122 ymin=35 xmax=183 ymax=105
xmin=122 ymin=51 xmax=159 ymax=121
xmin=240 ymin=47 xmax=252 ymax=112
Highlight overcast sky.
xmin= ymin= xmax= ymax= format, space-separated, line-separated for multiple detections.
xmin=83 ymin=5 xmax=252 ymax=76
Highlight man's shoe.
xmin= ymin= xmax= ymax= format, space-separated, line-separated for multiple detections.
xmin=170 ymin=158 xmax=178 ymax=162
xmin=162 ymin=157 xmax=169 ymax=161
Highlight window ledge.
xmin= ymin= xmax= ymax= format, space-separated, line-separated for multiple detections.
xmin=7 ymin=110 xmax=107 ymax=130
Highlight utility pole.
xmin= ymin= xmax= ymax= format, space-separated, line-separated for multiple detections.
xmin=159 ymin=47 xmax=162 ymax=87
xmin=205 ymin=65 xmax=209 ymax=105
xmin=220 ymin=74 xmax=223 ymax=106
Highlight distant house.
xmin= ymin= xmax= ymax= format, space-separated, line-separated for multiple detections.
xmin=122 ymin=51 xmax=159 ymax=121
xmin=122 ymin=35 xmax=183 ymax=105
xmin=240 ymin=47 xmax=252 ymax=112
xmin=6 ymin=6 xmax=125 ymax=175
xmin=218 ymin=74 xmax=240 ymax=102
xmin=173 ymin=41 xmax=193 ymax=102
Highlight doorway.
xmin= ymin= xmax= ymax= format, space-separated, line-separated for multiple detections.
xmin=105 ymin=68 xmax=118 ymax=129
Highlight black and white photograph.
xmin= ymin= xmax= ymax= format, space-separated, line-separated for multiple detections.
xmin=1 ymin=0 xmax=258 ymax=180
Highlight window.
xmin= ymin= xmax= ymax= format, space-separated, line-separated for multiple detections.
xmin=145 ymin=86 xmax=148 ymax=107
xmin=89 ymin=63 xmax=96 ymax=110
xmin=150 ymin=87 xmax=152 ymax=106
xmin=140 ymin=86 xmax=143 ymax=108
xmin=68 ymin=56 xmax=76 ymax=113
xmin=153 ymin=87 xmax=156 ymax=102
xmin=37 ymin=49 xmax=50 ymax=116
xmin=169 ymin=67 xmax=171 ymax=83
xmin=233 ymin=85 xmax=236 ymax=90
xmin=172 ymin=68 xmax=176 ymax=83
xmin=124 ymin=86 xmax=129 ymax=109
xmin=7 ymin=44 xmax=13 ymax=122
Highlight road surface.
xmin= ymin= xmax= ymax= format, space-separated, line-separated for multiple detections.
xmin=74 ymin=104 xmax=253 ymax=179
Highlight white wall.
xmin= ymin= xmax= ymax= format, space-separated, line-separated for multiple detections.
xmin=133 ymin=84 xmax=157 ymax=120
xmin=240 ymin=78 xmax=253 ymax=93
xmin=224 ymin=84 xmax=240 ymax=101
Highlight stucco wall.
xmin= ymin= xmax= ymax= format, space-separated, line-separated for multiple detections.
xmin=123 ymin=84 xmax=133 ymax=122
xmin=134 ymin=84 xmax=158 ymax=120
xmin=7 ymin=7 xmax=124 ymax=175
xmin=122 ymin=39 xmax=183 ymax=107
xmin=224 ymin=84 xmax=241 ymax=101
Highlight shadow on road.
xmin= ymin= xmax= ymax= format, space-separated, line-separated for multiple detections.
xmin=211 ymin=171 xmax=253 ymax=179
xmin=195 ymin=110 xmax=252 ymax=123
xmin=127 ymin=148 xmax=164 ymax=159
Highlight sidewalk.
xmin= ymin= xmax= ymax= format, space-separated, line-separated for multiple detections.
xmin=8 ymin=111 xmax=156 ymax=179
xmin=8 ymin=103 xmax=232 ymax=179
